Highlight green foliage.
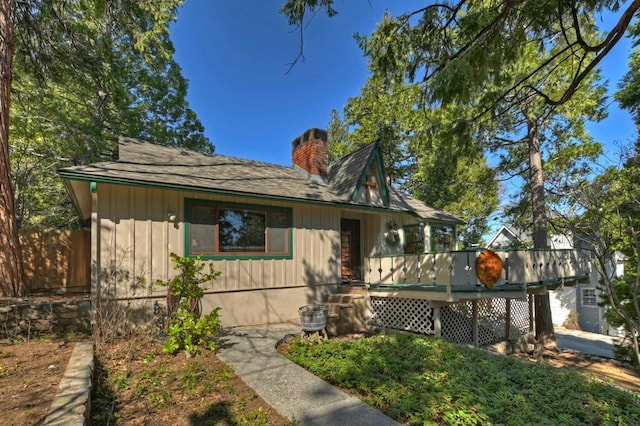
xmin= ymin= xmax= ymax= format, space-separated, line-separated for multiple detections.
xmin=342 ymin=76 xmax=423 ymax=188
xmin=326 ymin=109 xmax=351 ymax=162
xmin=11 ymin=1 xmax=213 ymax=228
xmin=333 ymin=74 xmax=499 ymax=245
xmin=280 ymin=0 xmax=337 ymax=26
xmin=164 ymin=307 xmax=222 ymax=356
xmin=158 ymin=253 xmax=221 ymax=307
xmin=573 ymin=141 xmax=640 ymax=363
xmin=285 ymin=333 xmax=640 ymax=425
xmin=284 ymin=2 xmax=615 ymax=245
xmin=155 ymin=253 xmax=222 ymax=356
xmin=616 ymin=21 xmax=640 ymax=124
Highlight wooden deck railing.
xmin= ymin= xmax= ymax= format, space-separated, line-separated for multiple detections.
xmin=363 ymin=249 xmax=591 ymax=288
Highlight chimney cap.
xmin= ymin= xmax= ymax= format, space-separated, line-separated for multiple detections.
xmin=292 ymin=128 xmax=327 ymax=151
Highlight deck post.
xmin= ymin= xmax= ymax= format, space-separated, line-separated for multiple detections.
xmin=505 ymin=298 xmax=512 ymax=340
xmin=528 ymin=294 xmax=535 ymax=334
xmin=472 ymin=300 xmax=479 ymax=347
xmin=433 ymin=304 xmax=441 ymax=338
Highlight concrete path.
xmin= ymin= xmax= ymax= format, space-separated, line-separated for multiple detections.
xmin=555 ymin=327 xmax=619 ymax=358
xmin=216 ymin=323 xmax=399 ymax=426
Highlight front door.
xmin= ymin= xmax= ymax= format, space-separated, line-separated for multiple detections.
xmin=340 ymin=219 xmax=361 ymax=282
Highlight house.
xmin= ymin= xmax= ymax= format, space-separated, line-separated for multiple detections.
xmin=487 ymin=224 xmax=624 ymax=335
xmin=60 ymin=129 xmax=593 ymax=346
xmin=59 ymin=128 xmax=465 ymax=327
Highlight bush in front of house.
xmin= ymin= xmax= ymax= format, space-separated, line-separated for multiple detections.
xmin=156 ymin=253 xmax=222 ymax=356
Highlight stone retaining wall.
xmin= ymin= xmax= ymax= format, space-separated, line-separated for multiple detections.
xmin=0 ymin=299 xmax=91 ymax=338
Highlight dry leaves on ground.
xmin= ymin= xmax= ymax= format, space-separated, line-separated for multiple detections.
xmin=0 ymin=339 xmax=74 ymax=426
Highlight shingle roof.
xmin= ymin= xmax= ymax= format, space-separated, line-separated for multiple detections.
xmin=327 ymin=143 xmax=377 ymax=199
xmin=60 ymin=137 xmax=463 ymax=223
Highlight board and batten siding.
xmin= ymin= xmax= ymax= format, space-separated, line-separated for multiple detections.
xmin=341 ymin=210 xmax=423 ymax=257
xmin=94 ymin=183 xmax=342 ymax=299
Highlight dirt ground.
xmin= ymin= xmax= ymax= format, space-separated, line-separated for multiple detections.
xmin=0 ymin=339 xmax=75 ymax=426
xmin=535 ymin=348 xmax=640 ymax=392
xmin=1 ymin=338 xmax=292 ymax=426
xmin=1 ymin=337 xmax=639 ymax=426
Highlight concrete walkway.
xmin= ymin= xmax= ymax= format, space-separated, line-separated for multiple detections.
xmin=555 ymin=326 xmax=619 ymax=358
xmin=216 ymin=323 xmax=399 ymax=426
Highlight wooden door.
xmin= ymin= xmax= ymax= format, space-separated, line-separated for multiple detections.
xmin=340 ymin=219 xmax=361 ymax=282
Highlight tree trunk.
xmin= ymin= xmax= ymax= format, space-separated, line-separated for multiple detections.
xmin=527 ymin=118 xmax=555 ymax=343
xmin=0 ymin=0 xmax=26 ymax=297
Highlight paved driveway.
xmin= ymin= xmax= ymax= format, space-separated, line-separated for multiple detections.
xmin=555 ymin=327 xmax=620 ymax=358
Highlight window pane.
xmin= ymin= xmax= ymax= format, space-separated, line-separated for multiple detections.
xmin=583 ymin=289 xmax=597 ymax=306
xmin=269 ymin=228 xmax=287 ymax=253
xmin=432 ymin=225 xmax=454 ymax=252
xmin=404 ymin=225 xmax=424 ymax=254
xmin=267 ymin=211 xmax=289 ymax=253
xmin=218 ymin=208 xmax=266 ymax=252
xmin=190 ymin=204 xmax=217 ymax=254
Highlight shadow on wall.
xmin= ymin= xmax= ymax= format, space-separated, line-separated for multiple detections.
xmin=554 ymin=286 xmax=577 ymax=309
xmin=550 ymin=285 xmax=578 ymax=327
xmin=19 ymin=229 xmax=90 ymax=293
xmin=91 ymin=252 xmax=163 ymax=337
xmin=302 ymin=233 xmax=341 ymax=306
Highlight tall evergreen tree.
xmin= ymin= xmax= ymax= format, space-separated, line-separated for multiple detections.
xmin=11 ymin=1 xmax=211 ymax=229
xmin=341 ymin=74 xmax=499 ymax=246
xmin=326 ymin=108 xmax=351 ymax=163
xmin=282 ymin=1 xmax=614 ymax=341
xmin=0 ymin=0 xmax=207 ymax=296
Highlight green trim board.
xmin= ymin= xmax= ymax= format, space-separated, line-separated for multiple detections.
xmin=350 ymin=142 xmax=390 ymax=206
xmin=59 ymin=172 xmax=411 ymax=217
xmin=184 ymin=198 xmax=294 ymax=260
xmin=369 ymin=275 xmax=588 ymax=292
xmin=367 ymin=247 xmax=585 ymax=258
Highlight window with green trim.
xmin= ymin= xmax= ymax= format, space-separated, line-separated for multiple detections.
xmin=187 ymin=200 xmax=292 ymax=258
xmin=430 ymin=224 xmax=455 ymax=252
xmin=404 ymin=224 xmax=424 ymax=254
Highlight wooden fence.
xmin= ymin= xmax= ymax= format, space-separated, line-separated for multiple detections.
xmin=19 ymin=229 xmax=90 ymax=293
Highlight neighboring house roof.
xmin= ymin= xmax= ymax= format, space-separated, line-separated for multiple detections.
xmin=487 ymin=225 xmax=523 ymax=248
xmin=59 ymin=136 xmax=464 ymax=224
xmin=488 ymin=224 xmax=575 ymax=249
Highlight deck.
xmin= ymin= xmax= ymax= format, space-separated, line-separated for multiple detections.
xmin=362 ymin=248 xmax=591 ymax=303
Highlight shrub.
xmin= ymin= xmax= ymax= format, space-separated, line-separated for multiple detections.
xmin=156 ymin=253 xmax=222 ymax=356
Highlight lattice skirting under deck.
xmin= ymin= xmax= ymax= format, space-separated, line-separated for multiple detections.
xmin=369 ymin=297 xmax=435 ymax=335
xmin=369 ymin=296 xmax=531 ymax=346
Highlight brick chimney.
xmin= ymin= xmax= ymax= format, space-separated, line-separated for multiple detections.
xmin=292 ymin=128 xmax=328 ymax=178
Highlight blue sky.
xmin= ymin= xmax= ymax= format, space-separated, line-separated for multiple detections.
xmin=170 ymin=1 xmax=637 ymax=169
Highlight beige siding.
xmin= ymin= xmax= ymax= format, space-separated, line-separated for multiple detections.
xmin=200 ymin=284 xmax=339 ymax=327
xmin=95 ymin=184 xmax=343 ymax=300
xmin=93 ymin=182 xmax=443 ymax=325
xmin=341 ymin=211 xmax=419 ymax=257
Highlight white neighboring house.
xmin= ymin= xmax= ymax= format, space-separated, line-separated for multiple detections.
xmin=487 ymin=225 xmax=625 ymax=335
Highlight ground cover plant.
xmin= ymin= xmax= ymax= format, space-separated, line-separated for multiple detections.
xmin=283 ymin=333 xmax=640 ymax=425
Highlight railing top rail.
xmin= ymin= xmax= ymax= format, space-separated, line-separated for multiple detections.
xmin=366 ymin=248 xmax=589 ymax=260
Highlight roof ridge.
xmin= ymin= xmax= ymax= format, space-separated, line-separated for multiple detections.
xmin=119 ymin=136 xmax=295 ymax=171
xmin=328 ymin=141 xmax=376 ymax=170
